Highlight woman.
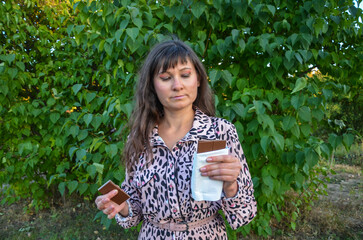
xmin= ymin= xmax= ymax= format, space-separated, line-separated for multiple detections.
xmin=95 ymin=39 xmax=257 ymax=239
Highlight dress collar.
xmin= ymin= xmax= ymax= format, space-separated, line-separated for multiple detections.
xmin=149 ymin=108 xmax=215 ymax=147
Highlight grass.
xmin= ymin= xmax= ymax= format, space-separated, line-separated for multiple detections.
xmin=0 ymin=197 xmax=138 ymax=240
xmin=1 ymin=143 xmax=362 ymax=239
xmin=274 ymin=163 xmax=362 ymax=240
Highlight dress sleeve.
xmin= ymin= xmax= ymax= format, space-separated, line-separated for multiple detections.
xmin=114 ymin=166 xmax=143 ymax=228
xmin=221 ymin=122 xmax=257 ymax=230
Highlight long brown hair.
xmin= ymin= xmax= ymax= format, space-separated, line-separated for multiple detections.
xmin=123 ymin=39 xmax=215 ymax=172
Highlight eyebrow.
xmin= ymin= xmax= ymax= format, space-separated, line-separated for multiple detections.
xmin=158 ymin=67 xmax=192 ymax=74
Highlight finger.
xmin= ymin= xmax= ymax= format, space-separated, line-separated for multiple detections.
xmin=202 ymin=168 xmax=239 ymax=178
xmin=209 ymin=175 xmax=238 ymax=182
xmin=95 ymin=196 xmax=103 ymax=205
xmin=96 ymin=196 xmax=109 ymax=209
xmin=206 ymin=155 xmax=238 ymax=163
xmin=200 ymin=162 xmax=241 ymax=173
xmin=103 ymin=205 xmax=114 ymax=216
xmin=106 ymin=189 xmax=119 ymax=198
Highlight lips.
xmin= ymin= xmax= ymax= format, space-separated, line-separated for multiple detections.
xmin=172 ymin=95 xmax=185 ymax=100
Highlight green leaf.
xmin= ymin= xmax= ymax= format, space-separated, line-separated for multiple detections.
xmin=285 ymin=50 xmax=294 ymax=62
xmin=209 ymin=69 xmax=221 ymax=86
xmin=93 ymin=163 xmax=104 ymax=174
xmin=291 ymin=124 xmax=300 ymax=138
xmin=8 ymin=68 xmax=18 ymax=80
xmin=87 ymin=165 xmax=97 ymax=179
xmin=133 ymin=18 xmax=143 ymax=29
xmin=342 ymin=133 xmax=354 ymax=150
xmin=300 ymin=124 xmax=311 ymax=137
xmin=322 ymin=89 xmax=332 ymax=100
xmin=253 ymin=100 xmax=265 ymax=115
xmin=126 ymin=27 xmax=139 ymax=41
xmin=259 ymin=35 xmax=269 ymax=52
xmin=260 ymin=136 xmax=270 ymax=154
xmin=16 ymin=62 xmax=25 ymax=71
xmin=295 ymin=172 xmax=304 ymax=189
xmin=98 ymin=40 xmax=105 ymax=52
xmin=267 ymin=5 xmax=276 ymax=15
xmin=282 ymin=116 xmax=296 ymax=131
xmin=92 ymin=115 xmax=102 ymax=130
xmin=272 ymin=133 xmax=284 ymax=152
xmin=86 ymin=92 xmax=96 ymax=104
xmin=298 ymin=106 xmax=311 ymax=122
xmin=320 ymin=143 xmax=331 ymax=159
xmin=50 ymin=113 xmax=60 ymax=124
xmin=288 ymin=33 xmax=298 ymax=46
xmin=58 ymin=182 xmax=66 ymax=196
xmin=295 ymin=52 xmax=303 ymax=64
xmin=291 ymin=94 xmax=304 ymax=110
xmin=127 ymin=38 xmax=140 ymax=53
xmin=238 ymin=39 xmax=246 ymax=52
xmin=106 ymin=144 xmax=118 ymax=158
xmin=312 ymin=109 xmax=324 ymax=122
xmin=191 ymin=2 xmax=206 ymax=18
xmin=222 ymin=70 xmax=233 ymax=86
xmin=69 ymin=147 xmax=78 ymax=158
xmin=1 ymin=54 xmax=15 ymax=64
xmin=258 ymin=114 xmax=274 ymax=130
xmin=74 ymin=25 xmax=85 ymax=34
xmin=67 ymin=181 xmax=78 ymax=194
xmin=76 ymin=149 xmax=87 ymax=161
xmin=262 ymin=175 xmax=274 ymax=190
xmin=291 ymin=77 xmax=307 ymax=94
xmin=69 ymin=125 xmax=79 ymax=138
xmin=328 ymin=133 xmax=342 ymax=149
xmin=83 ymin=114 xmax=93 ymax=127
xmin=231 ymin=29 xmax=239 ymax=43
xmin=78 ymin=183 xmax=88 ymax=195
xmin=77 ymin=129 xmax=88 ymax=141
xmin=104 ymin=42 xmax=113 ymax=56
xmin=232 ymin=103 xmax=245 ymax=118
xmin=306 ymin=149 xmax=319 ymax=168
xmin=72 ymin=84 xmax=82 ymax=95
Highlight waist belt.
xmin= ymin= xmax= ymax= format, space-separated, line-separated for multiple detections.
xmin=148 ymin=214 xmax=217 ymax=232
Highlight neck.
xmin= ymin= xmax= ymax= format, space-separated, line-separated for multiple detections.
xmin=160 ymin=107 xmax=195 ymax=130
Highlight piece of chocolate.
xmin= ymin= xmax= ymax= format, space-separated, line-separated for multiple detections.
xmin=197 ymin=140 xmax=226 ymax=153
xmin=98 ymin=180 xmax=130 ymax=205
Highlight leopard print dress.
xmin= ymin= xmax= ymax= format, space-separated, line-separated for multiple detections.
xmin=115 ymin=109 xmax=257 ymax=239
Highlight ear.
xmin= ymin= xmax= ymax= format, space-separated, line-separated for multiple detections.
xmin=197 ymin=78 xmax=201 ymax=87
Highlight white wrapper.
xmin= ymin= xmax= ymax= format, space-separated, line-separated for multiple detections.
xmin=191 ymin=148 xmax=229 ymax=201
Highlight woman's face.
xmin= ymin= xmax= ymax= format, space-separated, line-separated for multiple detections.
xmin=153 ymin=58 xmax=200 ymax=113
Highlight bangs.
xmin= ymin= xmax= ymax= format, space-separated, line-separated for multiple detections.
xmin=154 ymin=44 xmax=190 ymax=74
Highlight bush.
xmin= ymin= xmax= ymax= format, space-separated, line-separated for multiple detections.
xmin=1 ymin=0 xmax=362 ymax=237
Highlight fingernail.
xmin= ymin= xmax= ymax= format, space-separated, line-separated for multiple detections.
xmin=206 ymin=157 xmax=212 ymax=161
xmin=112 ymin=190 xmax=118 ymax=194
xmin=200 ymin=167 xmax=206 ymax=171
xmin=201 ymin=172 xmax=207 ymax=176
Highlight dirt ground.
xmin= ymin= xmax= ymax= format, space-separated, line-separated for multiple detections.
xmin=0 ymin=164 xmax=361 ymax=239
xmin=282 ymin=164 xmax=363 ymax=240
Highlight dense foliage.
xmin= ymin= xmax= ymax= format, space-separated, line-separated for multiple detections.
xmin=1 ymin=0 xmax=362 ymax=237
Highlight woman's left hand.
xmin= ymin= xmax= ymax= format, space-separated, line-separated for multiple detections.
xmin=199 ymin=155 xmax=241 ymax=198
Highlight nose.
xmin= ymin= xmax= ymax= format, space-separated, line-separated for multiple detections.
xmin=172 ymin=77 xmax=183 ymax=91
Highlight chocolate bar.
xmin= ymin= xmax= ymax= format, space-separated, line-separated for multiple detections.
xmin=197 ymin=140 xmax=226 ymax=153
xmin=98 ymin=180 xmax=130 ymax=205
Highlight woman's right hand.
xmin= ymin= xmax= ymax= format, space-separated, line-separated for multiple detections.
xmin=95 ymin=190 xmax=129 ymax=219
